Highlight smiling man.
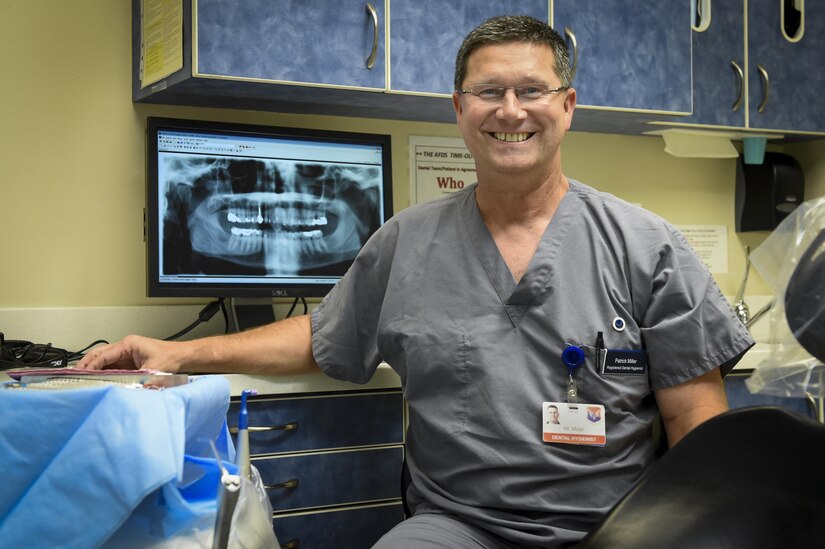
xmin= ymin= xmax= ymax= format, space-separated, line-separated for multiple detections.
xmin=77 ymin=15 xmax=753 ymax=548
xmin=369 ymin=16 xmax=752 ymax=547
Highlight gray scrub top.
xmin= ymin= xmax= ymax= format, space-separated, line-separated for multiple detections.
xmin=311 ymin=180 xmax=754 ymax=546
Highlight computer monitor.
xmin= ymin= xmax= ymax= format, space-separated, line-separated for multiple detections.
xmin=145 ymin=117 xmax=393 ymax=329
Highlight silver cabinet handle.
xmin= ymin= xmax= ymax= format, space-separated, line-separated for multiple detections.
xmin=229 ymin=421 xmax=298 ymax=434
xmin=264 ymin=478 xmax=299 ymax=491
xmin=366 ymin=2 xmax=378 ymax=69
xmin=564 ymin=27 xmax=578 ymax=82
xmin=731 ymin=59 xmax=744 ymax=112
xmin=756 ymin=63 xmax=770 ymax=114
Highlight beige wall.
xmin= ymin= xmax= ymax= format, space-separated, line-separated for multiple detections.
xmin=787 ymin=140 xmax=825 ymax=199
xmin=2 ymin=0 xmax=824 ymax=312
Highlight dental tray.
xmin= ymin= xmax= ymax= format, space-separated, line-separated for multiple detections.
xmin=3 ymin=368 xmax=188 ymax=390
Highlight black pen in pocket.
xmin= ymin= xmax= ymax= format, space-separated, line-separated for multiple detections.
xmin=595 ymin=331 xmax=604 ymax=373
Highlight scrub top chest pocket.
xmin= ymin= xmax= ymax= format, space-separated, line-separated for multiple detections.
xmin=585 ymin=325 xmax=653 ymax=412
xmin=595 ymin=319 xmax=649 ymax=377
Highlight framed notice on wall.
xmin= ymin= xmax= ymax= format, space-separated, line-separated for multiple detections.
xmin=140 ymin=0 xmax=184 ymax=89
xmin=409 ymin=136 xmax=476 ymax=205
xmin=675 ymin=224 xmax=728 ymax=274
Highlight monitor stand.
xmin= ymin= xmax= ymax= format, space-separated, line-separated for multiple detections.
xmin=226 ymin=298 xmax=277 ymax=332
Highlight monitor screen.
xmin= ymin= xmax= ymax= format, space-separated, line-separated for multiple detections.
xmin=146 ymin=117 xmax=393 ymax=300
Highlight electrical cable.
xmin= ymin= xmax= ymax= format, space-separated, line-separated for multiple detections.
xmin=220 ymin=299 xmax=230 ymax=334
xmin=164 ymin=298 xmax=225 ymax=341
xmin=0 ymin=298 xmax=227 ymax=369
xmin=285 ymin=297 xmax=308 ymax=318
xmin=286 ymin=298 xmax=299 ymax=318
xmin=0 ymin=332 xmax=109 ymax=370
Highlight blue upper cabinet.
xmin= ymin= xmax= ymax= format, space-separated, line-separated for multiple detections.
xmin=131 ymin=0 xmax=825 ymax=137
xmin=195 ymin=0 xmax=386 ymax=89
xmin=659 ymin=0 xmax=825 ymax=135
xmin=748 ymin=0 xmax=825 ymax=133
xmin=682 ymin=0 xmax=746 ymax=127
xmin=551 ymin=1 xmax=692 ymax=114
xmin=389 ymin=0 xmax=549 ymax=95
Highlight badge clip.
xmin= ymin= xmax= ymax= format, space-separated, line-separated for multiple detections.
xmin=561 ymin=345 xmax=585 ymax=403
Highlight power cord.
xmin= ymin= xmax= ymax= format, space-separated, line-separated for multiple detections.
xmin=0 ymin=332 xmax=109 ymax=370
xmin=165 ymin=296 xmax=303 ymax=339
xmin=286 ymin=297 xmax=308 ymax=318
xmin=221 ymin=299 xmax=230 ymax=334
xmin=164 ymin=298 xmax=226 ymax=341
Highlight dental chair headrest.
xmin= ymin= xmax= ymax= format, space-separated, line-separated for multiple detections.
xmin=785 ymin=228 xmax=825 ymax=363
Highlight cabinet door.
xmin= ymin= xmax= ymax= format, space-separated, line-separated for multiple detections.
xmin=275 ymin=503 xmax=405 ymax=549
xmin=552 ymin=1 xmax=691 ymax=114
xmin=390 ymin=0 xmax=549 ymax=95
xmin=195 ymin=0 xmax=386 ymax=89
xmin=682 ymin=0 xmax=746 ymax=127
xmin=748 ymin=0 xmax=825 ymax=132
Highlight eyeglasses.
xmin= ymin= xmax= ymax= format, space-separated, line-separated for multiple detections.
xmin=456 ymin=84 xmax=569 ymax=103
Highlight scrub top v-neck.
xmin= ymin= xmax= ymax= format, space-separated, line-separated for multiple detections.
xmin=463 ymin=182 xmax=583 ymax=327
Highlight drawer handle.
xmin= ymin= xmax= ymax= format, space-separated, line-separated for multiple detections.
xmin=564 ymin=27 xmax=578 ymax=82
xmin=366 ymin=2 xmax=378 ymax=69
xmin=265 ymin=478 xmax=299 ymax=491
xmin=281 ymin=540 xmax=300 ymax=549
xmin=730 ymin=59 xmax=744 ymax=112
xmin=756 ymin=63 xmax=770 ymax=114
xmin=229 ymin=421 xmax=299 ymax=434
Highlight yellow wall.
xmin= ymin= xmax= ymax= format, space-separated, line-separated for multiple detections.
xmin=2 ymin=0 xmax=824 ymax=310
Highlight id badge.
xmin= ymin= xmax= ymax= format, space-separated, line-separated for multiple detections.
xmin=542 ymin=402 xmax=606 ymax=446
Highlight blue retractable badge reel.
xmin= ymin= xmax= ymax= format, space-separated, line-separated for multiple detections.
xmin=562 ymin=345 xmax=585 ymax=401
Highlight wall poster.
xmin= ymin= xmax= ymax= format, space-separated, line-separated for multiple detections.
xmin=409 ymin=136 xmax=476 ymax=205
xmin=140 ymin=0 xmax=183 ymax=89
xmin=675 ymin=224 xmax=728 ymax=274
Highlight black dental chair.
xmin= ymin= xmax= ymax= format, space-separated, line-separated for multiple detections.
xmin=577 ymin=406 xmax=825 ymax=548
xmin=580 ymin=227 xmax=825 ymax=549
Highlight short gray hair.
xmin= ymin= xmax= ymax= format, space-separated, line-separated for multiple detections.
xmin=454 ymin=15 xmax=572 ymax=90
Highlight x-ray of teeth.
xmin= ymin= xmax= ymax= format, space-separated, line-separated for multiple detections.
xmin=159 ymin=155 xmax=382 ymax=276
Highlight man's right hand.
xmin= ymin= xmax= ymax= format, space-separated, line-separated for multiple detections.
xmin=75 ymin=315 xmax=320 ymax=377
xmin=75 ymin=335 xmax=185 ymax=373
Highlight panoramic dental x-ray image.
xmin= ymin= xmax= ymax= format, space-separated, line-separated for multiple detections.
xmin=159 ymin=155 xmax=382 ymax=277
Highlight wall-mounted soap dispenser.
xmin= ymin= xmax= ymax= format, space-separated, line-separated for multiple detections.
xmin=735 ymin=152 xmax=804 ymax=232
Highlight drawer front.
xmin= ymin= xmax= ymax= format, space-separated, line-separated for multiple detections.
xmin=255 ymin=446 xmax=404 ymax=511
xmin=275 ymin=502 xmax=405 ymax=549
xmin=228 ymin=391 xmax=404 ymax=454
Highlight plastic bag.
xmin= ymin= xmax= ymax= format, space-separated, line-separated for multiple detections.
xmin=104 ymin=459 xmax=279 ymax=549
xmin=746 ymin=195 xmax=825 ymax=398
xmin=227 ymin=465 xmax=279 ymax=549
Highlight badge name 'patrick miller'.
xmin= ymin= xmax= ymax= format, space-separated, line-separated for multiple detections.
xmin=542 ymin=402 xmax=606 ymax=446
xmin=601 ymin=349 xmax=648 ymax=375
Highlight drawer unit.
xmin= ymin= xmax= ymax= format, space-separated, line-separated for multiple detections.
xmin=275 ymin=502 xmax=405 ymax=549
xmin=255 ymin=446 xmax=404 ymax=512
xmin=227 ymin=389 xmax=406 ymax=546
xmin=227 ymin=390 xmax=404 ymax=454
